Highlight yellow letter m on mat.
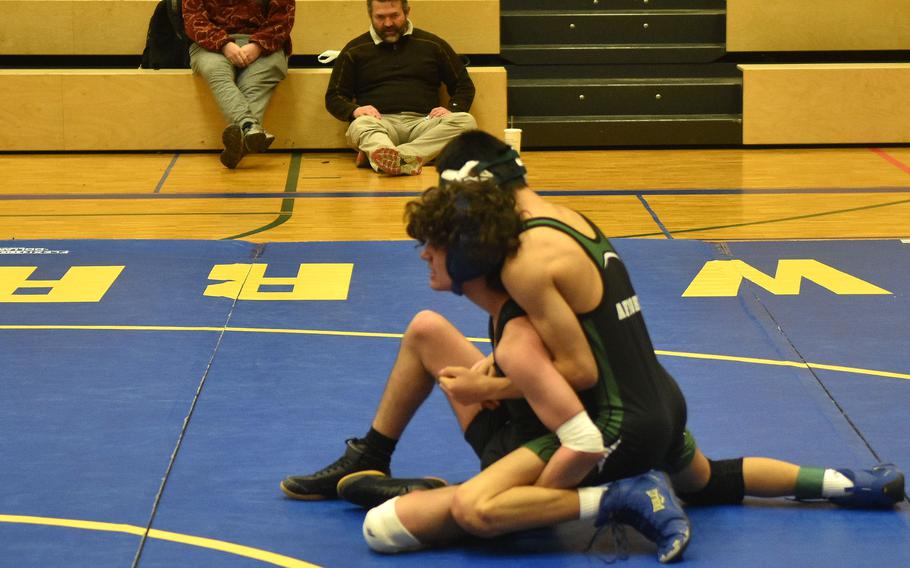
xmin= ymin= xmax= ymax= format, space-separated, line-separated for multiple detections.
xmin=682 ymin=259 xmax=891 ymax=297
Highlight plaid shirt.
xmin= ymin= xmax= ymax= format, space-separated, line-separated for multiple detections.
xmin=183 ymin=0 xmax=295 ymax=55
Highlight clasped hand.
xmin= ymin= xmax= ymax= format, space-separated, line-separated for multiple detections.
xmin=437 ymin=355 xmax=500 ymax=408
xmin=223 ymin=42 xmax=262 ymax=68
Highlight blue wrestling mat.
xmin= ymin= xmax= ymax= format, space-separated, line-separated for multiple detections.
xmin=0 ymin=238 xmax=907 ymax=567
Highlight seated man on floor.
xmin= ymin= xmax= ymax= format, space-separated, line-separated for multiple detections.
xmin=324 ymin=0 xmax=477 ymax=176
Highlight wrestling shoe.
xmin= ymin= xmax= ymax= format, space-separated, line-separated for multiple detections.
xmin=829 ymin=464 xmax=905 ymax=508
xmin=280 ymin=438 xmax=391 ymax=500
xmin=596 ymin=471 xmax=690 ymax=564
xmin=337 ymin=471 xmax=448 ymax=509
xmin=220 ymin=124 xmax=245 ymax=169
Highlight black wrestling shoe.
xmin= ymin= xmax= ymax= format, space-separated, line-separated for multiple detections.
xmin=337 ymin=470 xmax=448 ymax=509
xmin=280 ymin=438 xmax=391 ymax=500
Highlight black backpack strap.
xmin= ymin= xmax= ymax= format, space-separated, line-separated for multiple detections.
xmin=164 ymin=0 xmax=187 ymax=41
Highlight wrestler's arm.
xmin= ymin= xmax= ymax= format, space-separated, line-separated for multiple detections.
xmin=496 ymin=317 xmax=603 ymax=488
xmin=502 ymin=249 xmax=598 ymax=390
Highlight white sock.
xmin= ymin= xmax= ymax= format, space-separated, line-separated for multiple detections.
xmin=821 ymin=469 xmax=854 ymax=498
xmin=578 ymin=486 xmax=608 ymax=521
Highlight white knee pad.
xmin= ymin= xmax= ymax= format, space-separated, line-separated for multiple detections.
xmin=556 ymin=411 xmax=605 ymax=454
xmin=362 ymin=497 xmax=423 ymax=553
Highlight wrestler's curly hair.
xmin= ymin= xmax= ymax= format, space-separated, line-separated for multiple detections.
xmin=404 ymin=179 xmax=522 ymax=292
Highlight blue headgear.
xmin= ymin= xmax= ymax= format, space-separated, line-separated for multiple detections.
xmin=445 ymin=195 xmax=506 ymax=296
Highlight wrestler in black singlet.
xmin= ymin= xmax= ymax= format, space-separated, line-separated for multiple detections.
xmin=464 ymin=215 xmax=696 ymax=481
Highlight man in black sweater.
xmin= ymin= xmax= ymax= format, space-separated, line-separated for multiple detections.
xmin=324 ymin=0 xmax=476 ymax=175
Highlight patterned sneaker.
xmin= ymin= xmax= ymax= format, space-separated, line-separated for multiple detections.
xmin=829 ymin=464 xmax=905 ymax=508
xmin=370 ymin=147 xmax=402 ymax=175
xmin=280 ymin=438 xmax=391 ymax=500
xmin=337 ymin=471 xmax=448 ymax=509
xmin=399 ymin=154 xmax=423 ymax=176
xmin=220 ymin=124 xmax=245 ymax=169
xmin=596 ymin=471 xmax=690 ymax=564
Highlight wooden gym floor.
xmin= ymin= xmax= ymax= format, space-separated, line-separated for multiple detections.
xmin=1 ymin=146 xmax=909 ymax=242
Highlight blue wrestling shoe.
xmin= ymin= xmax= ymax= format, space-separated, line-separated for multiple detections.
xmin=596 ymin=471 xmax=690 ymax=563
xmin=829 ymin=464 xmax=905 ymax=508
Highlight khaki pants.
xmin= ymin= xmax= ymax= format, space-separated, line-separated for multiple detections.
xmin=346 ymin=111 xmax=477 ymax=169
xmin=189 ymin=35 xmax=289 ymax=128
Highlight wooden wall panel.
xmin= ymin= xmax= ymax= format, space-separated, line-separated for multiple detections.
xmin=0 ymin=1 xmax=75 ymax=54
xmin=298 ymin=0 xmax=499 ymax=54
xmin=74 ymin=0 xmax=154 ymax=54
xmin=728 ymin=0 xmax=910 ymax=52
xmin=0 ymin=67 xmax=506 ymax=151
xmin=740 ymin=63 xmax=910 ymax=144
xmin=62 ymin=71 xmax=224 ymax=150
xmin=0 ymin=73 xmax=66 ymax=150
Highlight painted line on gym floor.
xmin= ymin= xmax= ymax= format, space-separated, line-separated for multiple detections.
xmin=870 ymin=147 xmax=910 ymax=176
xmin=223 ymin=153 xmax=302 ymax=241
xmin=154 ymin=153 xmax=181 ymax=194
xmin=636 ymin=195 xmax=673 ymax=239
xmin=0 ymin=514 xmax=319 ymax=568
xmin=3 ymin=186 xmax=910 ymax=201
xmin=0 ymin=324 xmax=485 ymax=343
xmin=3 ymin=194 xmax=907 ymax=241
xmin=1 ymin=324 xmax=907 ymax=381
xmin=617 ymin=196 xmax=910 ymax=238
xmin=653 ymin=349 xmax=910 ymax=381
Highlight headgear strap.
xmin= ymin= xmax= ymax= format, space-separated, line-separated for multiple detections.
xmin=439 ymin=149 xmax=526 ymax=187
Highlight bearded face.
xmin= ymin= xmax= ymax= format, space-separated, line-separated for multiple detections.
xmin=370 ymin=1 xmax=409 ymax=43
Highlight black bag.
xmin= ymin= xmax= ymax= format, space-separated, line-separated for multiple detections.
xmin=164 ymin=0 xmax=189 ymax=41
xmin=141 ymin=0 xmax=191 ymax=69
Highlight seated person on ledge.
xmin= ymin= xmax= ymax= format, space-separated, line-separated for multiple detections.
xmin=324 ymin=0 xmax=477 ymax=176
xmin=183 ymin=0 xmax=295 ymax=169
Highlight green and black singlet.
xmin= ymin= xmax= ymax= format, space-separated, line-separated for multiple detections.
xmin=485 ymin=215 xmax=695 ymax=480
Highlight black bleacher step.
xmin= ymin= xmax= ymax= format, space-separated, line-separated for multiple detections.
xmin=506 ymin=63 xmax=741 ymax=80
xmin=501 ymin=43 xmax=726 ymax=65
xmin=502 ymin=0 xmax=725 ymax=9
xmin=502 ymin=10 xmax=725 ymax=45
xmin=508 ymin=77 xmax=741 ymax=116
xmin=513 ymin=114 xmax=743 ymax=147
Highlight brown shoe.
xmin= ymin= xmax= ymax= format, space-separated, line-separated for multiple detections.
xmin=220 ymin=124 xmax=245 ymax=169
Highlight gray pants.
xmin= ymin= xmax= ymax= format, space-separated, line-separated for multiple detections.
xmin=346 ymin=111 xmax=477 ymax=167
xmin=189 ymin=35 xmax=288 ymax=128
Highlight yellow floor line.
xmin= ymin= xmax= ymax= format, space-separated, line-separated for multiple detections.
xmin=1 ymin=324 xmax=906 ymax=381
xmin=0 ymin=514 xmax=319 ymax=568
